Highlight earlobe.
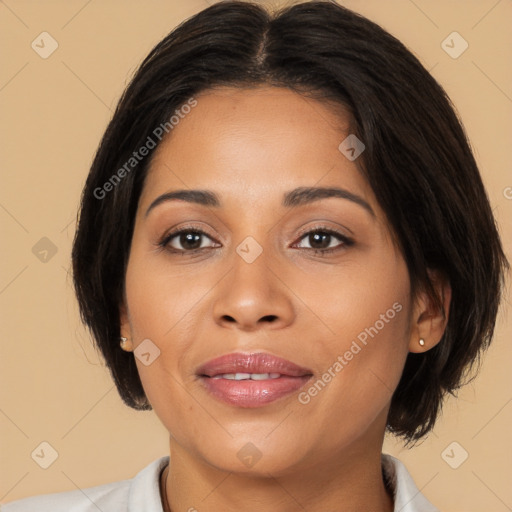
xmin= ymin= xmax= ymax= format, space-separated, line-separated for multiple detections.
xmin=120 ymin=336 xmax=134 ymax=352
xmin=119 ymin=303 xmax=134 ymax=352
xmin=409 ymin=270 xmax=451 ymax=353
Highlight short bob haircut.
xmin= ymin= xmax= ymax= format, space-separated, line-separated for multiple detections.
xmin=72 ymin=0 xmax=508 ymax=442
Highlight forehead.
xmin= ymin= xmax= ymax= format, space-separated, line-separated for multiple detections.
xmin=140 ymin=86 xmax=374 ymax=209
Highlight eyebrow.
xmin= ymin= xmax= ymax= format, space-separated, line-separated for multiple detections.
xmin=145 ymin=186 xmax=375 ymax=217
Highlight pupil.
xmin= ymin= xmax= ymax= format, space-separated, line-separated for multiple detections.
xmin=181 ymin=232 xmax=201 ymax=249
xmin=310 ymin=233 xmax=330 ymax=249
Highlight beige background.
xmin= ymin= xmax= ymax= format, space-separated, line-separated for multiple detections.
xmin=0 ymin=0 xmax=511 ymax=510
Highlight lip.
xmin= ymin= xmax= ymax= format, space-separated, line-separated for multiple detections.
xmin=196 ymin=352 xmax=313 ymax=408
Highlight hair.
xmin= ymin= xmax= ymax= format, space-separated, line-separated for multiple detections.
xmin=72 ymin=0 xmax=508 ymax=442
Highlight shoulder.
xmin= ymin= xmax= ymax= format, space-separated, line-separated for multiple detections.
xmin=1 ymin=456 xmax=169 ymax=512
xmin=382 ymin=453 xmax=440 ymax=512
xmin=1 ymin=480 xmax=130 ymax=512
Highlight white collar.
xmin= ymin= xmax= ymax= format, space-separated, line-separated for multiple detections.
xmin=382 ymin=454 xmax=440 ymax=512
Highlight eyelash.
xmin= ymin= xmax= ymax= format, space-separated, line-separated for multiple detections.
xmin=157 ymin=224 xmax=354 ymax=256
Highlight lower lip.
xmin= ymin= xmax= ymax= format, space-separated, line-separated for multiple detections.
xmin=199 ymin=375 xmax=312 ymax=408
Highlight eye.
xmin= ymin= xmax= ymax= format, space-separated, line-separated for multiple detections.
xmin=158 ymin=225 xmax=353 ymax=255
xmin=159 ymin=228 xmax=219 ymax=253
xmin=293 ymin=228 xmax=353 ymax=254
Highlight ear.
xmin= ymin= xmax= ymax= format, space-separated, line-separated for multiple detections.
xmin=119 ymin=300 xmax=131 ymax=339
xmin=408 ymin=270 xmax=451 ymax=353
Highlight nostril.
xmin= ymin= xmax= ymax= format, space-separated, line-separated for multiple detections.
xmin=261 ymin=315 xmax=278 ymax=322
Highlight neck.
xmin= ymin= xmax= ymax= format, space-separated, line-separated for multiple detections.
xmin=161 ymin=439 xmax=394 ymax=512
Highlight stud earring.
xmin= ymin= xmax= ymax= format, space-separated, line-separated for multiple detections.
xmin=419 ymin=338 xmax=425 ymax=347
xmin=120 ymin=337 xmax=133 ymax=352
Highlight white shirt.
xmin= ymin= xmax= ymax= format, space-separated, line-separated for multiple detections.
xmin=1 ymin=454 xmax=439 ymax=511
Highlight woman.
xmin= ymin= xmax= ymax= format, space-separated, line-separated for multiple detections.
xmin=4 ymin=1 xmax=507 ymax=511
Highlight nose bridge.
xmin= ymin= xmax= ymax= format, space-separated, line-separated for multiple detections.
xmin=233 ymin=236 xmax=271 ymax=293
xmin=211 ymin=232 xmax=295 ymax=329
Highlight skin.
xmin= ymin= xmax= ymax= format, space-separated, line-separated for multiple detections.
xmin=120 ymin=86 xmax=451 ymax=512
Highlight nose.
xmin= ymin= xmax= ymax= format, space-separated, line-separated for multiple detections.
xmin=212 ymin=247 xmax=295 ymax=332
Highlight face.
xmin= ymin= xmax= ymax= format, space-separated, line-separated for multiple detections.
xmin=121 ymin=86 xmax=419 ymax=476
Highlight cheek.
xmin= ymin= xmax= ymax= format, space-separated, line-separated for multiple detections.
xmin=295 ymin=258 xmax=412 ymax=435
xmin=123 ymin=245 xmax=217 ymax=437
xmin=292 ymin=311 xmax=411 ymax=460
xmin=335 ymin=258 xmax=411 ymax=387
xmin=134 ymin=355 xmax=207 ymax=457
xmin=123 ymin=238 xmax=213 ymax=343
xmin=291 ymin=244 xmax=411 ymax=356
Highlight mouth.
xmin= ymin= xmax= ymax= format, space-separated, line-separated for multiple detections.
xmin=196 ymin=352 xmax=314 ymax=408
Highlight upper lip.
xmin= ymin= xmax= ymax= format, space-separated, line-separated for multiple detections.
xmin=197 ymin=352 xmax=313 ymax=378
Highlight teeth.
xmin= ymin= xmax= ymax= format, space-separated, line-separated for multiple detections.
xmin=249 ymin=373 xmax=274 ymax=380
xmin=212 ymin=373 xmax=282 ymax=380
xmin=225 ymin=373 xmax=251 ymax=380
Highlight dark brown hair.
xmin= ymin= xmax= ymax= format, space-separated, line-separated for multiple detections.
xmin=72 ymin=0 xmax=508 ymax=442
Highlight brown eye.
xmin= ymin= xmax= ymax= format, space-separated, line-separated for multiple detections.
xmin=307 ymin=232 xmax=333 ymax=250
xmin=161 ymin=229 xmax=219 ymax=252
xmin=175 ymin=232 xmax=203 ymax=250
xmin=294 ymin=229 xmax=352 ymax=253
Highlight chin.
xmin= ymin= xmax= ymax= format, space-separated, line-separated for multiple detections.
xmin=195 ymin=437 xmax=312 ymax=477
